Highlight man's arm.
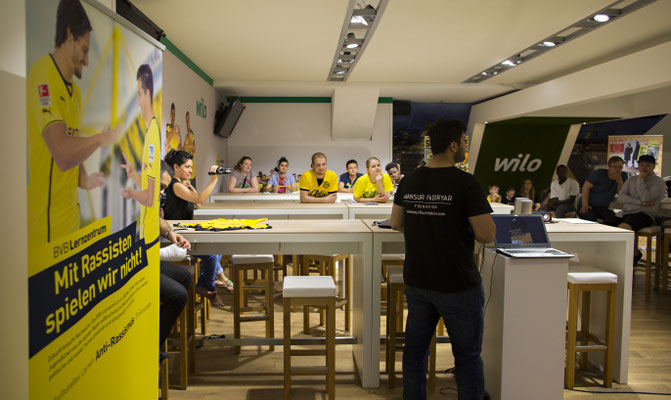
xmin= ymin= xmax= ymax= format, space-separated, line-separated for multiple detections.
xmin=616 ymin=178 xmax=640 ymax=205
xmin=580 ymin=180 xmax=594 ymax=213
xmin=121 ymin=178 xmax=155 ymax=207
xmin=390 ymin=204 xmax=404 ymax=232
xmin=78 ymin=164 xmax=104 ymax=190
xmin=468 ymin=213 xmax=496 ymax=243
xmin=159 ymin=217 xmax=190 ymax=250
xmin=300 ymin=191 xmax=337 ymax=203
xmin=43 ymin=123 xmax=120 ymax=171
xmin=338 ymin=181 xmax=353 ymax=193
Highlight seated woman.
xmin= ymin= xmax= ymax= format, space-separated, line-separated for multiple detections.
xmin=228 ymin=156 xmax=259 ymax=193
xmin=163 ymin=150 xmax=228 ymax=308
xmin=264 ymin=156 xmax=296 ymax=193
xmin=338 ymin=159 xmax=363 ymax=193
xmin=352 ymin=156 xmax=394 ymax=203
xmin=519 ymin=177 xmax=542 ymax=210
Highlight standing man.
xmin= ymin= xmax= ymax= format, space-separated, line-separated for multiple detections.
xmin=624 ymin=143 xmax=633 ymax=167
xmin=121 ymin=64 xmax=160 ymax=249
xmin=605 ymin=154 xmax=667 ymax=264
xmin=542 ymin=165 xmax=580 ymax=217
xmin=165 ymin=103 xmax=181 ymax=154
xmin=633 ymin=141 xmax=641 ymax=168
xmin=391 ymin=119 xmax=495 ymax=400
xmin=27 ymin=0 xmax=120 ymax=244
xmin=299 ymin=152 xmax=338 ymax=203
xmin=578 ymin=156 xmax=627 ymax=222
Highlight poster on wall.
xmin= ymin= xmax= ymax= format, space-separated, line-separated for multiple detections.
xmin=164 ymin=102 xmax=198 ymax=185
xmin=26 ymin=0 xmax=162 ymax=398
xmin=608 ymin=135 xmax=663 ymax=176
xmin=423 ymin=134 xmax=469 ymax=171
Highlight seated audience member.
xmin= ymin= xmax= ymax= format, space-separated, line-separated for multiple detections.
xmin=541 ymin=165 xmax=579 ymax=217
xmin=519 ymin=178 xmax=542 ymax=210
xmin=501 ymin=187 xmax=516 ymax=205
xmin=158 ymin=217 xmax=192 ymax=352
xmin=228 ymin=156 xmax=259 ymax=193
xmin=299 ymin=152 xmax=338 ymax=203
xmin=605 ymin=155 xmax=667 ymax=264
xmin=578 ymin=156 xmax=627 ymax=222
xmin=353 ymin=157 xmax=395 ymax=203
xmin=163 ymin=150 xmax=228 ymax=307
xmin=487 ymin=184 xmax=502 ymax=203
xmin=385 ymin=161 xmax=404 ymax=187
xmin=339 ymin=159 xmax=363 ymax=193
xmin=264 ymin=156 xmax=296 ymax=193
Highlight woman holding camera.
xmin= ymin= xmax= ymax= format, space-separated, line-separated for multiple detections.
xmin=163 ymin=149 xmax=229 ymax=308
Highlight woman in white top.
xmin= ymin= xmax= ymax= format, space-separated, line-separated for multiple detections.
xmin=228 ymin=156 xmax=259 ymax=193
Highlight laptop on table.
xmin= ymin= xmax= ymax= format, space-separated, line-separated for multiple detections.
xmin=492 ymin=214 xmax=573 ymax=258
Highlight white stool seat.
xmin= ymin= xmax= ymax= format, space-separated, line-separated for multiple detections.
xmin=387 ymin=265 xmax=403 ymax=277
xmin=568 ymin=265 xmax=617 ymax=284
xmin=232 ymin=254 xmax=275 ymax=264
xmin=382 ymin=254 xmax=405 ymax=261
xmin=283 ymin=276 xmax=336 ymax=298
xmin=637 ymin=226 xmax=661 ymax=234
xmin=389 ymin=273 xmax=404 ymax=284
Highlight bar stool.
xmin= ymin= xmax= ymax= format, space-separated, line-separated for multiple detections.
xmin=565 ymin=264 xmax=617 ymax=388
xmin=635 ymin=225 xmax=661 ymax=294
xmin=386 ymin=273 xmax=437 ymax=389
xmin=302 ymin=254 xmax=351 ymax=332
xmin=283 ymin=276 xmax=337 ymax=400
xmin=664 ymin=227 xmax=671 ymax=294
xmin=381 ymin=254 xmax=404 ymax=310
xmin=160 ymin=340 xmax=169 ymax=399
xmin=232 ymin=254 xmax=276 ymax=354
xmin=166 ymin=307 xmax=189 ymax=389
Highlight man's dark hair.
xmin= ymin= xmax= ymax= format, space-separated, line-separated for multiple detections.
xmin=311 ymin=152 xmax=327 ymax=164
xmin=608 ymin=156 xmax=624 ymax=165
xmin=346 ymin=159 xmax=357 ymax=168
xmin=556 ymin=164 xmax=568 ymax=173
xmin=385 ymin=162 xmax=399 ymax=172
xmin=136 ymin=64 xmax=154 ymax=104
xmin=160 ymin=160 xmax=174 ymax=178
xmin=428 ymin=119 xmax=466 ymax=155
xmin=55 ymin=0 xmax=92 ymax=48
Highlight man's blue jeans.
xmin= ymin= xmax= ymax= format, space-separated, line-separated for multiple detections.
xmin=402 ymin=283 xmax=485 ymax=400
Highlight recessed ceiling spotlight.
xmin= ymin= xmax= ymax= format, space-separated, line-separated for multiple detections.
xmin=335 ymin=71 xmax=345 ymax=75
xmin=541 ymin=41 xmax=556 ymax=47
xmin=501 ymin=60 xmax=515 ymax=67
xmin=351 ymin=16 xmax=369 ymax=26
xmin=593 ymin=14 xmax=610 ymax=22
xmin=346 ymin=43 xmax=359 ymax=49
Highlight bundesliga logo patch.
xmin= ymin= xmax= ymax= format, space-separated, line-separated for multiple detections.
xmin=38 ymin=84 xmax=51 ymax=107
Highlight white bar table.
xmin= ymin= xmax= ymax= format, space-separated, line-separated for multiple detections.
xmin=169 ymin=219 xmax=378 ymax=387
xmin=194 ymin=201 xmax=348 ymax=220
xmin=362 ymin=218 xmax=633 ymax=385
xmin=345 ymin=202 xmax=393 ymax=220
xmin=481 ymin=249 xmax=568 ymax=400
xmin=208 ymin=192 xmax=354 ymax=203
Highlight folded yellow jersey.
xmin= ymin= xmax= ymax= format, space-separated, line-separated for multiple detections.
xmin=176 ymin=218 xmax=271 ymax=231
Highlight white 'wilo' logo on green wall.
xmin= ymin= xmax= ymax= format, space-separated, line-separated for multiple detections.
xmin=494 ymin=153 xmax=542 ymax=172
xmin=196 ymin=98 xmax=207 ymax=118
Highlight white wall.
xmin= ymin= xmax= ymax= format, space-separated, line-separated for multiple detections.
xmin=223 ymin=102 xmax=392 ymax=190
xmin=0 ymin=0 xmax=28 ymax=398
xmin=162 ymin=51 xmax=225 ymax=186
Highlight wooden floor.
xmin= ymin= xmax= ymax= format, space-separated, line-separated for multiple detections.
xmin=165 ymin=266 xmax=671 ymax=400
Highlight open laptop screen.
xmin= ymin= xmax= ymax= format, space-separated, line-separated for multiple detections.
xmin=493 ymin=214 xmax=550 ymax=248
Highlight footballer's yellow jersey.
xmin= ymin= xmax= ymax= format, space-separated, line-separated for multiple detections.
xmin=352 ymin=173 xmax=394 ymax=199
xmin=165 ymin=123 xmax=180 ymax=153
xmin=182 ymin=129 xmax=196 ymax=171
xmin=299 ymin=169 xmax=338 ymax=197
xmin=27 ymin=54 xmax=82 ymax=243
xmin=140 ymin=118 xmax=160 ymax=245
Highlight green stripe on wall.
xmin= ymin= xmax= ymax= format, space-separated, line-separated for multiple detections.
xmin=226 ymin=96 xmax=395 ymax=103
xmin=160 ymin=37 xmax=213 ymax=86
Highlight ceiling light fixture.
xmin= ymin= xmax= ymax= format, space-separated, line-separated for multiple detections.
xmin=463 ymin=0 xmax=656 ymax=83
xmin=327 ymin=0 xmax=389 ymax=81
xmin=592 ymin=14 xmax=610 ymax=22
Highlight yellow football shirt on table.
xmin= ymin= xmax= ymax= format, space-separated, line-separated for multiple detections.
xmin=299 ymin=169 xmax=338 ymax=197
xmin=27 ymin=54 xmax=81 ymax=244
xmin=140 ymin=118 xmax=160 ymax=245
xmin=352 ymin=173 xmax=394 ymax=199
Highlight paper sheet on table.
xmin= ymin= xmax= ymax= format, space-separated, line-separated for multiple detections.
xmin=553 ymin=218 xmax=598 ymax=224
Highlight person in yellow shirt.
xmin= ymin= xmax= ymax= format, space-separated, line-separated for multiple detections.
xmin=352 ymin=157 xmax=394 ymax=203
xmin=299 ymin=152 xmax=338 ymax=203
xmin=27 ymin=0 xmax=120 ymax=244
xmin=182 ymin=111 xmax=195 ymax=157
xmin=165 ymin=103 xmax=181 ymax=154
xmin=121 ymin=64 xmax=160 ymax=248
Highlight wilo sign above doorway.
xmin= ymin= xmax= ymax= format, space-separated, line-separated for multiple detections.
xmin=473 ymin=117 xmax=606 ymax=195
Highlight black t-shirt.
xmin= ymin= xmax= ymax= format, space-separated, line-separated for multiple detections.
xmin=394 ymin=166 xmax=492 ymax=293
xmin=163 ymin=178 xmax=195 ymax=220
